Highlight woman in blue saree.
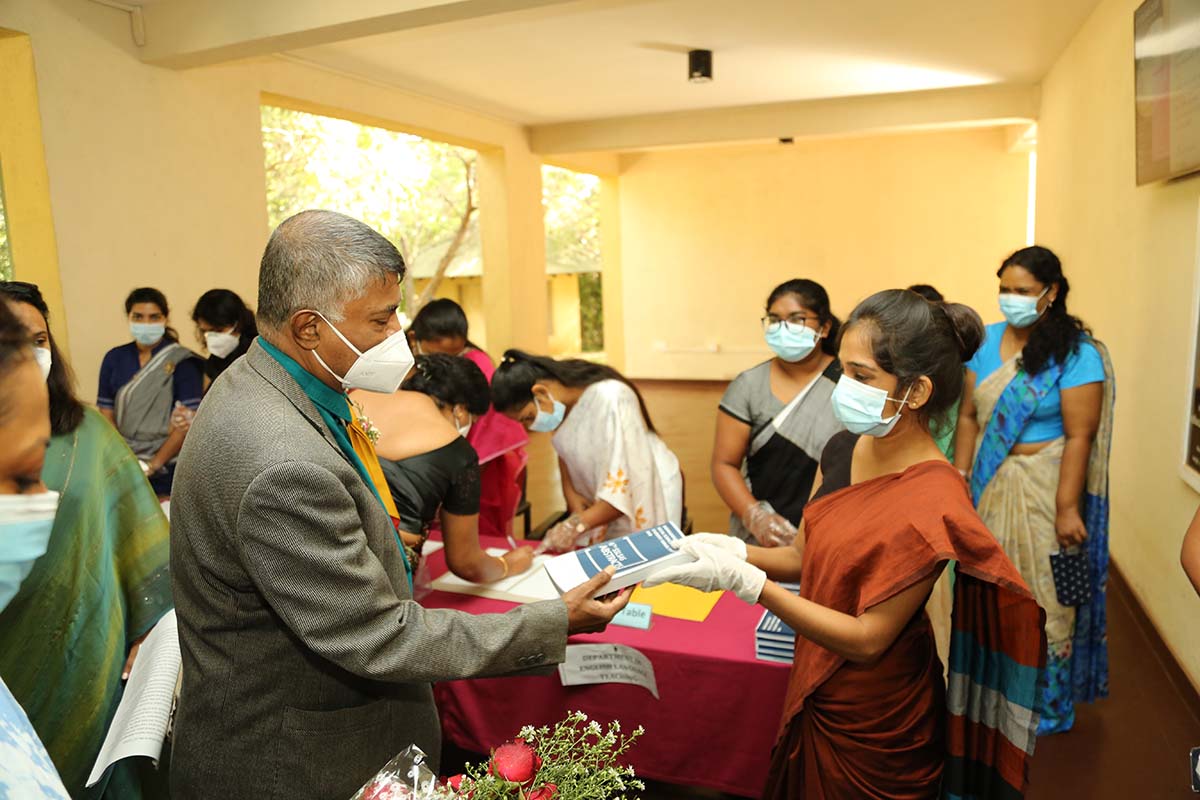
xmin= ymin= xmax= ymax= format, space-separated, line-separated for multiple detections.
xmin=955 ymin=246 xmax=1114 ymax=735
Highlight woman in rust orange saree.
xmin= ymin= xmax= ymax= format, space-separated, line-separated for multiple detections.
xmin=648 ymin=290 xmax=1046 ymax=799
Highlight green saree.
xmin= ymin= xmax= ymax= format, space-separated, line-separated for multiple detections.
xmin=0 ymin=407 xmax=173 ymax=798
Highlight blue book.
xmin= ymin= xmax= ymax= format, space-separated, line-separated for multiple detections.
xmin=754 ymin=645 xmax=795 ymax=665
xmin=544 ymin=522 xmax=692 ymax=597
xmin=755 ymin=610 xmax=796 ymax=645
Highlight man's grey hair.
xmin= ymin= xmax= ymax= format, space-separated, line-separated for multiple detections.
xmin=257 ymin=210 xmax=405 ymax=335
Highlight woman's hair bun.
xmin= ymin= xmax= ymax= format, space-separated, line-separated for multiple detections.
xmin=941 ymin=302 xmax=984 ymax=363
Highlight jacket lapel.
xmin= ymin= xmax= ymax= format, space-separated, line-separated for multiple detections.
xmin=245 ymin=340 xmax=346 ymax=458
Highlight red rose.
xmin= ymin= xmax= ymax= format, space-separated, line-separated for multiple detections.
xmin=526 ymin=783 xmax=558 ymax=800
xmin=489 ymin=739 xmax=542 ymax=785
xmin=446 ymin=774 xmax=464 ymax=791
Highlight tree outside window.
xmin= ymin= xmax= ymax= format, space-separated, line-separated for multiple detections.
xmin=0 ymin=169 xmax=12 ymax=281
xmin=260 ymin=105 xmax=479 ymax=319
xmin=542 ymin=165 xmax=602 ymax=355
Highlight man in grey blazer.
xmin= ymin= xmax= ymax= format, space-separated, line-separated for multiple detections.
xmin=169 ymin=210 xmax=630 ymax=799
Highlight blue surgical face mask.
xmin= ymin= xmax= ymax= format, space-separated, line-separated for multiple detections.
xmin=529 ymin=391 xmax=566 ymax=433
xmin=130 ymin=322 xmax=166 ymax=347
xmin=998 ymin=288 xmax=1048 ymax=329
xmin=830 ymin=375 xmax=913 ymax=437
xmin=765 ymin=324 xmax=820 ymax=363
xmin=0 ymin=490 xmax=59 ymax=612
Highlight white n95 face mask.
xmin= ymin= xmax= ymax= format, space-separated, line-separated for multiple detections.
xmin=34 ymin=347 xmax=52 ymax=380
xmin=312 ymin=311 xmax=414 ymax=394
xmin=205 ymin=330 xmax=241 ymax=359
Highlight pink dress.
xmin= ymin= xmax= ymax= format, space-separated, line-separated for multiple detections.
xmin=462 ymin=348 xmax=529 ymax=538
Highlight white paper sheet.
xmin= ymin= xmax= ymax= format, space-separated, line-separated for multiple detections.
xmin=86 ymin=611 xmax=181 ymax=787
xmin=557 ymin=643 xmax=659 ymax=699
xmin=428 ymin=548 xmax=559 ymax=604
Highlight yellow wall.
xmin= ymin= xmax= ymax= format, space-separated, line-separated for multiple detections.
xmin=617 ymin=128 xmax=1030 ymax=379
xmin=415 ymin=276 xmax=486 ymax=346
xmin=1035 ymin=0 xmax=1200 ymax=688
xmin=0 ymin=30 xmax=67 ymax=351
xmin=547 ymin=273 xmax=582 ymax=356
xmin=0 ymin=0 xmax=548 ymax=397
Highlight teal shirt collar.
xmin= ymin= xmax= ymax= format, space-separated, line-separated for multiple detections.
xmin=258 ymin=337 xmax=350 ymax=423
xmin=258 ymin=336 xmax=412 ymax=581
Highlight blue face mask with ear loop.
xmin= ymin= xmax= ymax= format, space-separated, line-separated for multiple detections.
xmin=529 ymin=390 xmax=566 ymax=433
xmin=130 ymin=322 xmax=165 ymax=347
xmin=0 ymin=490 xmax=59 ymax=613
xmin=765 ymin=323 xmax=820 ymax=363
xmin=830 ymin=375 xmax=914 ymax=437
xmin=998 ymin=287 xmax=1049 ymax=329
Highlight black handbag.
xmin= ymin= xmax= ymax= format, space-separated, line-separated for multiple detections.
xmin=1049 ymin=546 xmax=1092 ymax=606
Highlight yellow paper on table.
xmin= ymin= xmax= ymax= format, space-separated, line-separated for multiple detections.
xmin=630 ymin=583 xmax=723 ymax=622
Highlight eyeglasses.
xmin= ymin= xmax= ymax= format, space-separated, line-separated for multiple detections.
xmin=761 ymin=316 xmax=814 ymax=334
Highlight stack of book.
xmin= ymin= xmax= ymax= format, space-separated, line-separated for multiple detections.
xmin=755 ymin=610 xmax=796 ymax=664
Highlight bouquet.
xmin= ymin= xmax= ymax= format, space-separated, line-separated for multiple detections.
xmin=449 ymin=712 xmax=644 ymax=800
xmin=351 ymin=745 xmax=448 ymax=800
xmin=350 ymin=712 xmax=643 ymax=800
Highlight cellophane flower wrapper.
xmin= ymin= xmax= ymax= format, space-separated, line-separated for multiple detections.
xmin=349 ymin=744 xmax=448 ymax=800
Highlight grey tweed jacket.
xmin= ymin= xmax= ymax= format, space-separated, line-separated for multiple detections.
xmin=169 ymin=341 xmax=567 ymax=800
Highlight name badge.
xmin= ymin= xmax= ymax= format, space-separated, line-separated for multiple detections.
xmin=610 ymin=602 xmax=653 ymax=630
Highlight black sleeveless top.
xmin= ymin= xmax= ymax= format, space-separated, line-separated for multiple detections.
xmin=809 ymin=430 xmax=860 ymax=504
xmin=379 ymin=437 xmax=481 ymax=535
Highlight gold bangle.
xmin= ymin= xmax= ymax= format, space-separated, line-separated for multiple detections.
xmin=495 ymin=554 xmax=509 ymax=579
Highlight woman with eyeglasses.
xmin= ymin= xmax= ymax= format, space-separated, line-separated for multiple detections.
xmin=711 ymin=279 xmax=844 ymax=546
xmin=954 ymin=245 xmax=1114 ymax=735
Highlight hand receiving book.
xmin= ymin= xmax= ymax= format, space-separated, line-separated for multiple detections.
xmin=642 ymin=538 xmax=767 ymax=604
xmin=544 ymin=522 xmax=694 ymax=598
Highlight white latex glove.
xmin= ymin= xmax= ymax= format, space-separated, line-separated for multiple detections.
xmin=170 ymin=402 xmax=195 ymax=432
xmin=643 ymin=539 xmax=766 ymax=604
xmin=743 ymin=501 xmax=798 ymax=547
xmin=536 ymin=514 xmax=588 ymax=554
xmin=687 ymin=533 xmax=748 ymax=560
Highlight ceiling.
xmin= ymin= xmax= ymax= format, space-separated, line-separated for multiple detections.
xmin=286 ymin=0 xmax=1102 ymax=125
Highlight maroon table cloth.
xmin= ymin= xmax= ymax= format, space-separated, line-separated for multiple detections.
xmin=421 ymin=538 xmax=791 ymax=797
